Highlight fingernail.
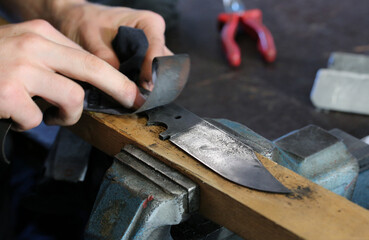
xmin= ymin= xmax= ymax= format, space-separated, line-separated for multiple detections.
xmin=132 ymin=89 xmax=146 ymax=109
xmin=142 ymin=81 xmax=154 ymax=92
xmin=147 ymin=81 xmax=154 ymax=91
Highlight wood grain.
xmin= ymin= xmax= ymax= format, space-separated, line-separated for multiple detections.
xmin=70 ymin=112 xmax=369 ymax=240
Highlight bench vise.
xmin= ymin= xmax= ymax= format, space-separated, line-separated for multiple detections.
xmin=85 ymin=144 xmax=199 ymax=240
xmin=45 ymin=119 xmax=367 ymax=239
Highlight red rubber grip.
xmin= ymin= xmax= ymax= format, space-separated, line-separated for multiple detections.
xmin=241 ymin=9 xmax=276 ymax=62
xmin=219 ymin=13 xmax=241 ymax=67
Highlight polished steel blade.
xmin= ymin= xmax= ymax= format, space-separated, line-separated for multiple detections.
xmin=171 ymin=121 xmax=290 ymax=193
xmin=146 ymin=103 xmax=290 ymax=193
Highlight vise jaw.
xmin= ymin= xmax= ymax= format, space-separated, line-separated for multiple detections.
xmin=273 ymin=125 xmax=359 ymax=199
xmin=85 ymin=145 xmax=199 ymax=240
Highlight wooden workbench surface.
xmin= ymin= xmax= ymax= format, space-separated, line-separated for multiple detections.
xmin=71 ymin=111 xmax=369 ymax=240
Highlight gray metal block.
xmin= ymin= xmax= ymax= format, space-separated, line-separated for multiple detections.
xmin=310 ymin=69 xmax=369 ymax=115
xmin=328 ymin=52 xmax=369 ymax=74
xmin=273 ymin=125 xmax=359 ymax=199
xmin=273 ymin=125 xmax=339 ymax=165
xmin=329 ymin=128 xmax=369 ymax=172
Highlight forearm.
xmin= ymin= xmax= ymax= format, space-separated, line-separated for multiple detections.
xmin=0 ymin=0 xmax=85 ymax=23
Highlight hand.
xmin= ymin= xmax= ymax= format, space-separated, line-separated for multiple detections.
xmin=0 ymin=20 xmax=144 ymax=131
xmin=51 ymin=2 xmax=173 ymax=90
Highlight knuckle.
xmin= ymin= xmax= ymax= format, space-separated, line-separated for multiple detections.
xmin=143 ymin=11 xmax=166 ymax=27
xmin=0 ymin=81 xmax=22 ymax=102
xmin=10 ymin=59 xmax=32 ymax=76
xmin=65 ymin=84 xmax=85 ymax=111
xmin=82 ymin=53 xmax=106 ymax=75
xmin=16 ymin=32 xmax=44 ymax=51
xmin=27 ymin=19 xmax=54 ymax=33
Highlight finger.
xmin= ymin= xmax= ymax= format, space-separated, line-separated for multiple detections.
xmin=164 ymin=46 xmax=174 ymax=55
xmin=7 ymin=89 xmax=43 ymax=131
xmin=140 ymin=35 xmax=167 ymax=84
xmin=139 ymin=46 xmax=174 ymax=91
xmin=24 ymin=69 xmax=85 ymax=126
xmin=79 ymin=27 xmax=120 ymax=69
xmin=134 ymin=13 xmax=174 ymax=84
xmin=37 ymin=40 xmax=143 ymax=109
xmin=11 ymin=20 xmax=85 ymax=51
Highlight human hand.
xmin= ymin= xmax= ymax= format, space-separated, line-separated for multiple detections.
xmin=0 ymin=20 xmax=144 ymax=131
xmin=51 ymin=1 xmax=173 ymax=90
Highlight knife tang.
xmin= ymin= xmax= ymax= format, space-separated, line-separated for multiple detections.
xmin=146 ymin=103 xmax=202 ymax=140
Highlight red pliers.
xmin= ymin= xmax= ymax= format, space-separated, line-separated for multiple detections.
xmin=218 ymin=0 xmax=276 ymax=67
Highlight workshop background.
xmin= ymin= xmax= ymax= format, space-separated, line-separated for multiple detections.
xmin=1 ymin=0 xmax=369 ymax=239
xmin=169 ymin=0 xmax=369 ymax=140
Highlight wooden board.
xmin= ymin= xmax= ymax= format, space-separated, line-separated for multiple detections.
xmin=70 ymin=112 xmax=369 ymax=240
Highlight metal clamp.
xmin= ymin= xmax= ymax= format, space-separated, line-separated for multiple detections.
xmin=85 ymin=145 xmax=199 ymax=240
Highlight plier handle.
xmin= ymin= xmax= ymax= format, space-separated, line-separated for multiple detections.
xmin=218 ymin=9 xmax=276 ymax=67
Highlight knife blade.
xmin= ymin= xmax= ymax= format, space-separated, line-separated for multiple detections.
xmin=145 ymin=103 xmax=290 ymax=193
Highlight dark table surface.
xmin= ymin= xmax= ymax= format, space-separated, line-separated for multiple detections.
xmin=166 ymin=0 xmax=369 ymax=140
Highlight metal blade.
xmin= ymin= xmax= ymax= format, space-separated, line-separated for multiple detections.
xmin=146 ymin=103 xmax=290 ymax=193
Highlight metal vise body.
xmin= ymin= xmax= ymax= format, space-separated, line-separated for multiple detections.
xmin=85 ymin=145 xmax=199 ymax=240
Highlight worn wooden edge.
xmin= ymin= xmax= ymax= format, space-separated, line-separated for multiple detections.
xmin=70 ymin=112 xmax=369 ymax=240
